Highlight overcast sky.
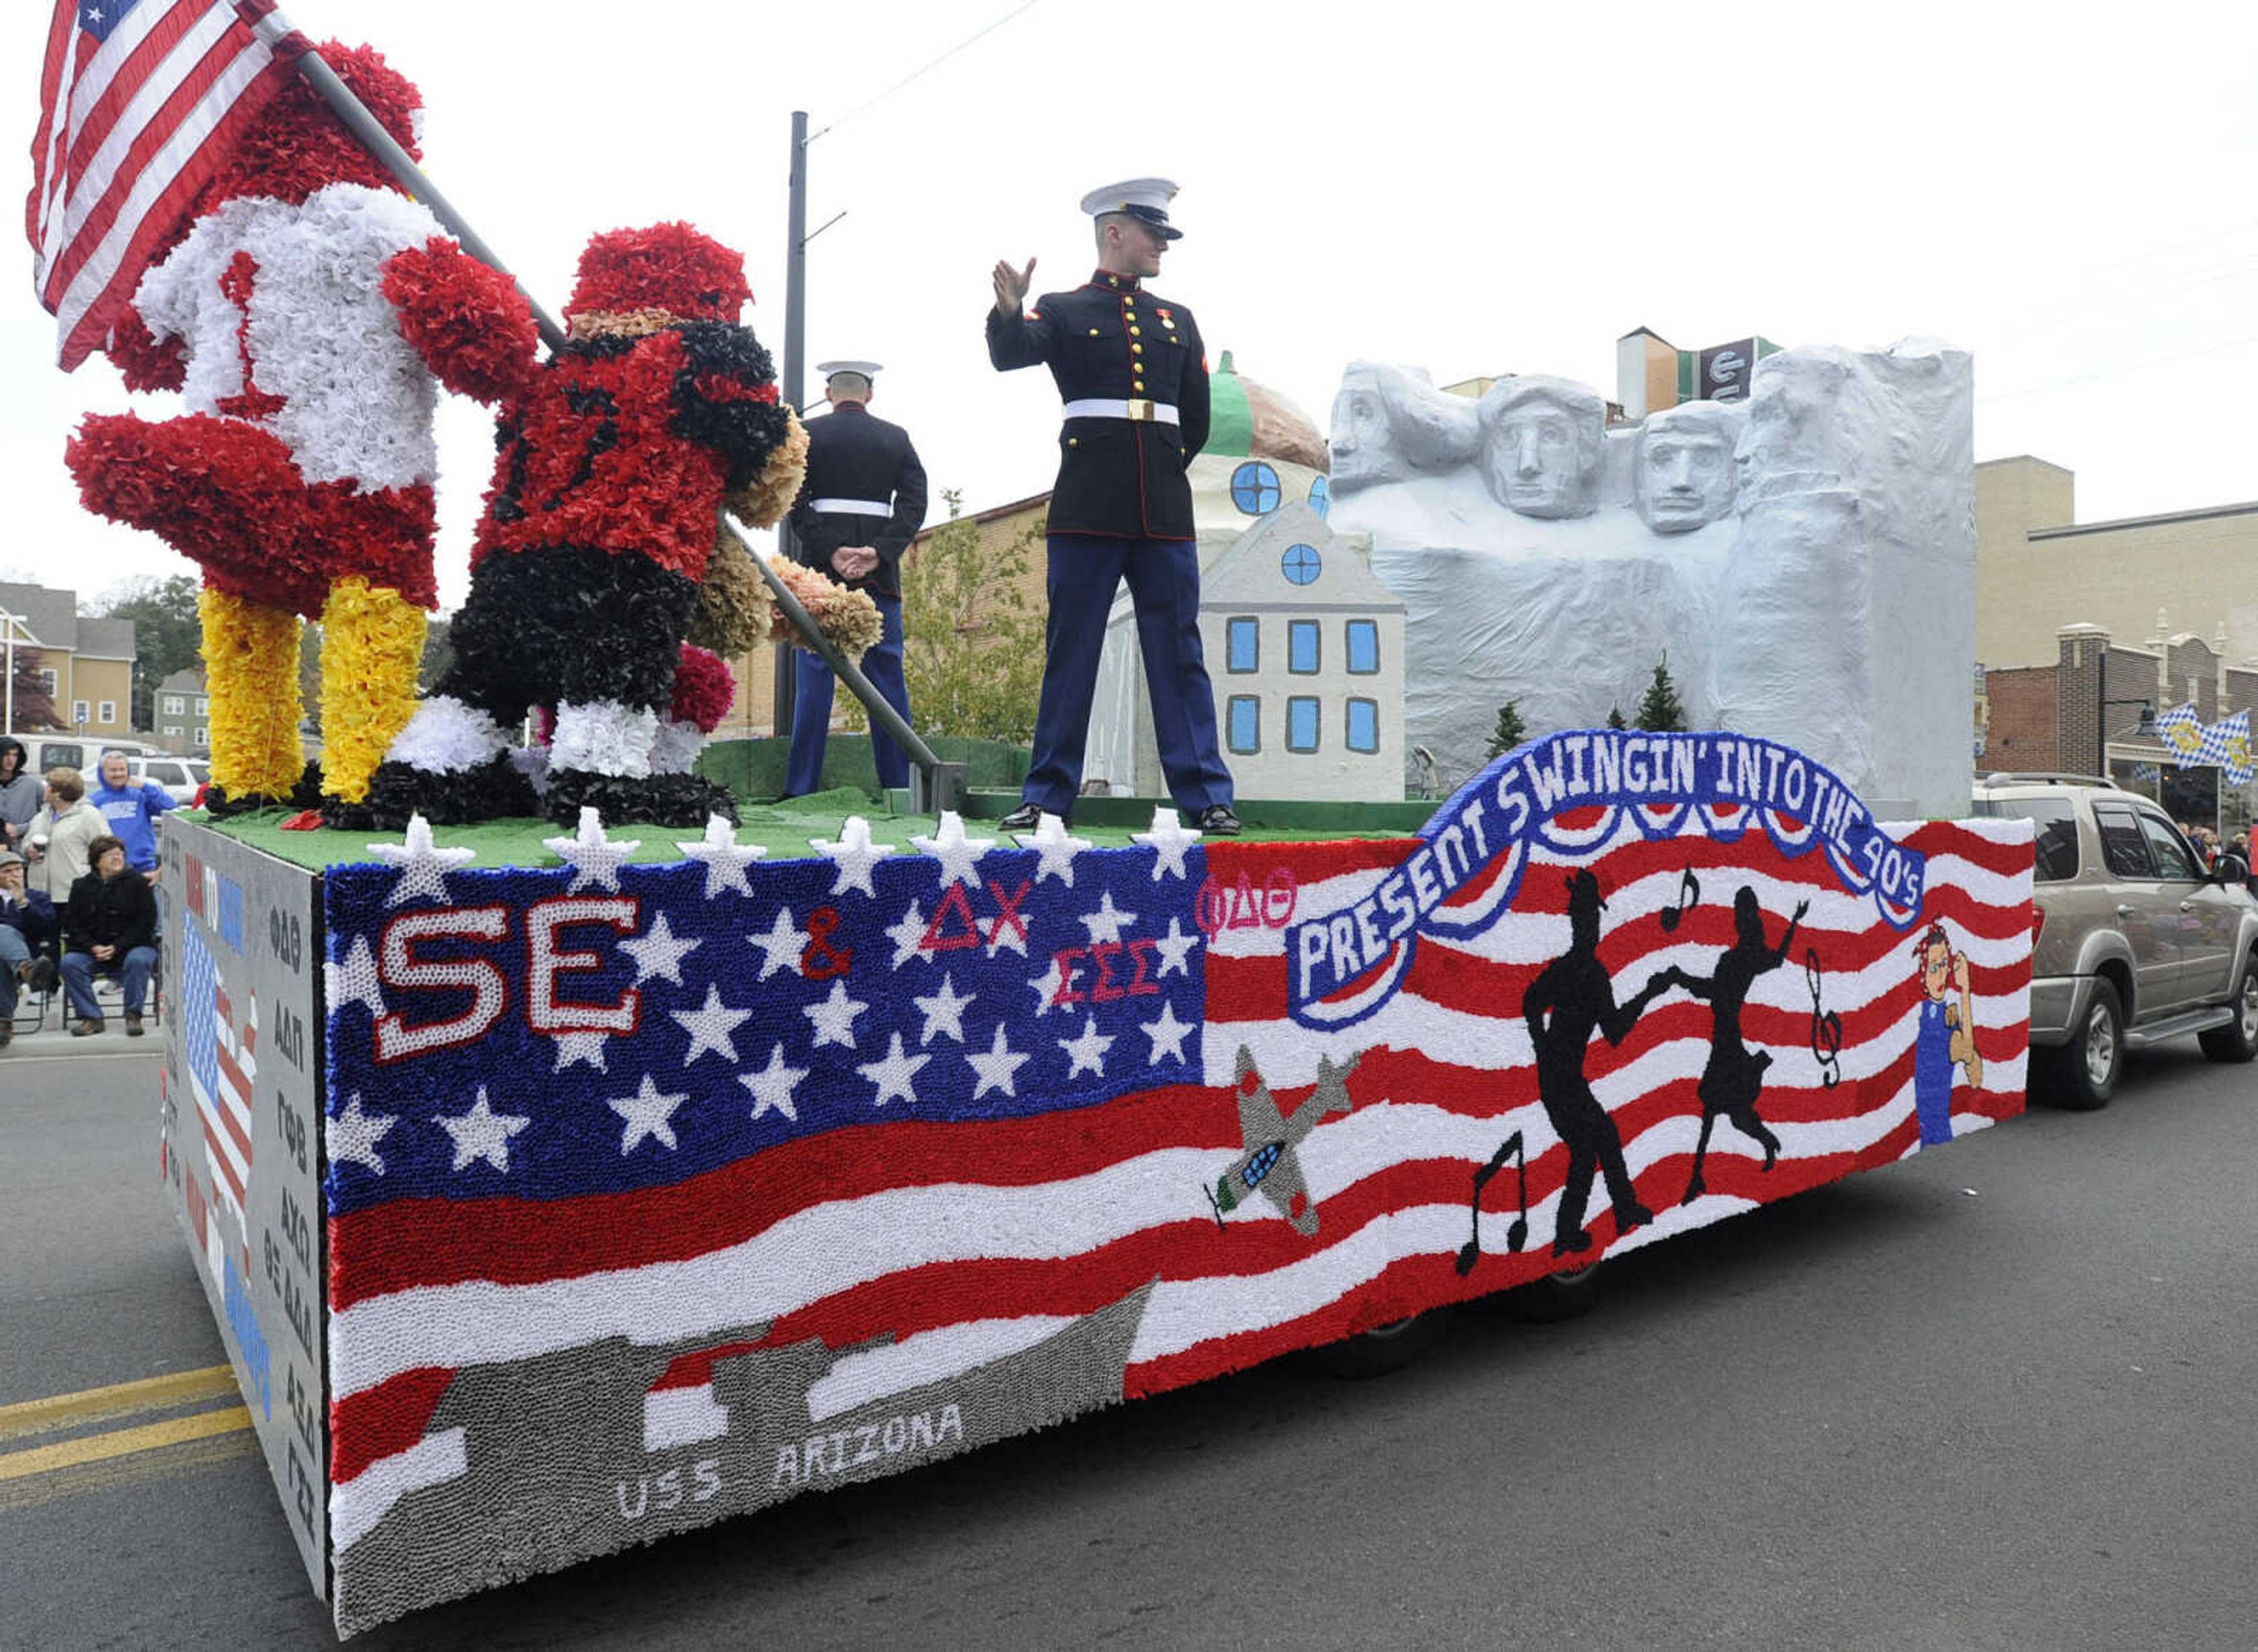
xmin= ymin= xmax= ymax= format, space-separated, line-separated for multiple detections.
xmin=7 ymin=1 xmax=2257 ymax=616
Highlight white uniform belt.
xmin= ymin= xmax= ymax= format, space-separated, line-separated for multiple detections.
xmin=809 ymin=497 xmax=893 ymax=517
xmin=1062 ymin=398 xmax=1180 ymax=425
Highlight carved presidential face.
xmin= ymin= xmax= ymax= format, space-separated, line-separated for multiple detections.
xmin=1635 ymin=409 xmax=1740 ymax=533
xmin=1327 ymin=363 xmax=1479 ymax=493
xmin=1479 ymin=379 xmax=1604 ymax=519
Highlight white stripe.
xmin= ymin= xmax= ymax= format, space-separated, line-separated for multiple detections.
xmin=60 ymin=0 xmax=181 ymax=149
xmin=32 ymin=24 xmax=86 ymax=247
xmin=330 ymin=1427 xmax=467 ymax=1550
xmin=1061 ymin=398 xmax=1180 ymax=424
xmin=48 ymin=39 xmax=270 ymax=342
xmin=807 ymin=498 xmax=891 ymax=517
xmin=642 ymin=1386 xmax=730 ymax=1452
xmin=806 ymin=1314 xmax=1079 ymax=1422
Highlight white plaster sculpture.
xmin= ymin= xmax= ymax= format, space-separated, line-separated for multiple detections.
xmin=1328 ymin=362 xmax=1479 ymax=494
xmin=1633 ymin=400 xmax=1745 ymax=534
xmin=1328 ymin=345 xmax=1975 ymax=817
xmin=1479 ymin=376 xmax=1606 ymax=519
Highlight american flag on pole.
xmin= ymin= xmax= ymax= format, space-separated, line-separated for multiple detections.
xmin=27 ymin=0 xmax=309 ymax=369
xmin=182 ymin=915 xmax=257 ymax=1231
xmin=316 ymin=773 xmax=2031 ymax=1618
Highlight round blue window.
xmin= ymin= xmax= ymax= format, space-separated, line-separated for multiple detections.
xmin=1231 ymin=461 xmax=1281 ymax=516
xmin=1308 ymin=475 xmax=1331 ymax=520
xmin=1281 ymin=543 xmax=1321 ymax=586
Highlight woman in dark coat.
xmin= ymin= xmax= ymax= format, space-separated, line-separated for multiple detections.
xmin=62 ymin=834 xmax=158 ymax=1035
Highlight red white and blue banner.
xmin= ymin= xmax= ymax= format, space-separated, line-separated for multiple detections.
xmin=313 ymin=733 xmax=2034 ymax=1636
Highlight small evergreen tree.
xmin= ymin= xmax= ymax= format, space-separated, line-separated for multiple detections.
xmin=1485 ymin=699 xmax=1528 ymax=760
xmin=1606 ymin=705 xmax=1627 ymax=730
xmin=1634 ymin=654 xmax=1687 ymax=733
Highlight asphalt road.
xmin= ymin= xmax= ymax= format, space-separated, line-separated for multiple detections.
xmin=4 ymin=1044 xmax=2255 ymax=1651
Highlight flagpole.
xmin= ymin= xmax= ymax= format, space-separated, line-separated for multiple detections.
xmin=272 ymin=27 xmax=567 ymax=353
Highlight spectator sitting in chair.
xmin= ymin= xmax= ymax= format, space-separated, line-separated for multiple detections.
xmin=90 ymin=750 xmax=175 ymax=884
xmin=22 ymin=768 xmax=105 ymax=902
xmin=0 ymin=847 xmax=59 ymax=1050
xmin=62 ymin=834 xmax=157 ymax=1038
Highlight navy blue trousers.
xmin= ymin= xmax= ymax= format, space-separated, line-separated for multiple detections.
xmin=786 ymin=592 xmax=912 ymax=794
xmin=1024 ymin=532 xmax=1232 ymax=816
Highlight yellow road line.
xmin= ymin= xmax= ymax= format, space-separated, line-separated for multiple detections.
xmin=0 ymin=1405 xmax=253 ymax=1483
xmin=0 ymin=1426 xmax=260 ymax=1515
xmin=0 ymin=1364 xmax=241 ymax=1443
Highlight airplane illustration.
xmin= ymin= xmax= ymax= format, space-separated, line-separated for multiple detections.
xmin=1205 ymin=1046 xmax=1358 ymax=1237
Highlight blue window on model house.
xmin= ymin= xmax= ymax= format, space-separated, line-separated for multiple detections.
xmin=1346 ymin=618 xmax=1379 ymax=674
xmin=1347 ymin=697 xmax=1379 ymax=753
xmin=1288 ymin=620 xmax=1320 ymax=674
xmin=1231 ymin=461 xmax=1281 ymax=515
xmin=1228 ymin=695 xmax=1261 ymax=753
xmin=1227 ymin=617 xmax=1260 ymax=673
xmin=1287 ymin=697 xmax=1320 ymax=753
xmin=1308 ymin=475 xmax=1331 ymax=520
xmin=1281 ymin=543 xmax=1321 ymax=586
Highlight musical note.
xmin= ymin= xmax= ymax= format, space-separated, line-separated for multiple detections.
xmin=1805 ymin=946 xmax=1843 ymax=1089
xmin=1659 ymin=866 xmax=1700 ymax=933
xmin=1455 ymin=1131 xmax=1528 ymax=1275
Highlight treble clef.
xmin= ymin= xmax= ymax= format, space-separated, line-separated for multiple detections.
xmin=1805 ymin=945 xmax=1842 ymax=1090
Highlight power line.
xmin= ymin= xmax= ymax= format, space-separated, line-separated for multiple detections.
xmin=1978 ymin=332 xmax=2258 ymax=405
xmin=807 ymin=0 xmax=1044 ymax=142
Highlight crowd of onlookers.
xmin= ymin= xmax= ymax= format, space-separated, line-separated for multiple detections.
xmin=1 ymin=738 xmax=173 ymax=1050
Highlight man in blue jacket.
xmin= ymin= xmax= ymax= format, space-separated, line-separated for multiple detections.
xmin=0 ymin=848 xmax=59 ymax=1048
xmin=987 ymin=178 xmax=1237 ymax=835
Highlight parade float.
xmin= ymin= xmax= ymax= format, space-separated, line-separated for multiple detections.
xmin=32 ymin=16 xmax=2033 ymax=1640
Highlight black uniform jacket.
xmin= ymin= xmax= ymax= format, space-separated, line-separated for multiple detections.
xmin=786 ymin=403 xmax=929 ymax=599
xmin=986 ymin=270 xmax=1211 ymax=541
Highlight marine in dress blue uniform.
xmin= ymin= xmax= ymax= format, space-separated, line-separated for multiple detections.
xmin=784 ymin=361 xmax=929 ymax=796
xmin=987 ymin=178 xmax=1238 ymax=835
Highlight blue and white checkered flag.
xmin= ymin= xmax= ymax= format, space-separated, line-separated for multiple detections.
xmin=2157 ymin=702 xmax=2205 ymax=769
xmin=2202 ymin=708 xmax=2253 ymax=785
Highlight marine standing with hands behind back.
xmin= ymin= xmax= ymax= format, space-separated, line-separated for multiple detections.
xmin=987 ymin=178 xmax=1238 ymax=835
xmin=784 ymin=362 xmax=929 ymax=798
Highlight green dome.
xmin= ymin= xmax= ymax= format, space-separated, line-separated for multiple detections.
xmin=1203 ymin=350 xmax=1327 ymax=471
xmin=1209 ymin=350 xmax=1256 ymax=456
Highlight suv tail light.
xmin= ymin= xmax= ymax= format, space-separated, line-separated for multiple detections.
xmin=2032 ymin=907 xmax=2046 ymax=945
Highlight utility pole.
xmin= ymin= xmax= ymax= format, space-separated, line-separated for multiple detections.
xmin=772 ymin=110 xmax=810 ymax=742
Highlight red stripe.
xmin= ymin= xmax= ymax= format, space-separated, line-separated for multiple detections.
xmin=59 ymin=1 xmax=211 ymax=205
xmin=26 ymin=1 xmax=77 ymax=245
xmin=211 ymin=1054 xmax=255 ymax=1158
xmin=330 ymin=1366 xmax=453 ymax=1485
xmin=201 ymin=1117 xmax=246 ymax=1208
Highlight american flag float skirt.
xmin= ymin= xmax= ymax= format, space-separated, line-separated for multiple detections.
xmin=155 ymin=729 xmax=2035 ymax=1636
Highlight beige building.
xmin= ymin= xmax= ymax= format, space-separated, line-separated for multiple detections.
xmin=1975 ymin=456 xmax=2258 ymax=670
xmin=0 ymin=581 xmax=136 ymax=740
xmin=153 ymin=668 xmax=212 ymax=754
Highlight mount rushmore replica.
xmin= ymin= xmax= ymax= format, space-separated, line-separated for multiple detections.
xmin=1330 ymin=340 xmax=1976 ymax=818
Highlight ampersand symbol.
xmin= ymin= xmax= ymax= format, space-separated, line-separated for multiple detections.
xmin=801 ymin=906 xmax=853 ymax=980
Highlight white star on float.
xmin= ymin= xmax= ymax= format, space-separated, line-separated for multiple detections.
xmin=329 ymin=1093 xmax=396 ymax=1175
xmin=811 ymin=816 xmax=894 ymax=898
xmin=672 ymin=984 xmax=751 ymax=1065
xmin=435 ymin=1087 xmax=530 ymax=1173
xmin=369 ymin=813 xmax=476 ymax=908
xmin=857 ymin=1032 xmax=931 ymax=1108
xmin=965 ymin=1022 xmax=1033 ymax=1100
xmin=620 ymin=911 xmax=700 ymax=986
xmin=1027 ymin=812 xmax=1094 ymax=887
xmin=983 ymin=897 xmax=1032 ymax=959
xmin=1151 ymin=915 xmax=1201 ymax=979
xmin=552 ymin=1032 xmax=610 ymax=1073
xmin=1131 ymin=807 xmax=1203 ymax=881
xmin=1059 ymin=1014 xmax=1115 ymax=1079
xmin=913 ymin=972 xmax=974 ymax=1045
xmin=1027 ymin=955 xmax=1071 ymax=1017
xmin=910 ymin=811 xmax=995 ymax=889
xmin=803 ymin=978 xmax=869 ymax=1048
xmin=747 ymin=907 xmax=812 ymax=981
xmin=326 ymin=936 xmax=385 ymax=1017
xmin=676 ymin=813 xmax=765 ymax=898
xmin=886 ymin=900 xmax=932 ymax=969
xmin=608 ymin=1074 xmax=689 ymax=1153
xmin=1079 ymin=891 xmax=1138 ymax=947
xmin=545 ymin=806 xmax=640 ymax=894
xmin=740 ymin=1044 xmax=809 ymax=1123
xmin=1141 ymin=1001 xmax=1194 ymax=1066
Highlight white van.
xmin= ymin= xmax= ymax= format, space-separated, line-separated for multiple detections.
xmin=5 ymin=734 xmax=165 ymax=784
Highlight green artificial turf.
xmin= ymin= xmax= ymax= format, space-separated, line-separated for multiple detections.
xmin=182 ymin=786 xmax=1416 ymax=874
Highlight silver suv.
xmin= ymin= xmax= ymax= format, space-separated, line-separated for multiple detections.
xmin=1973 ymin=774 xmax=2258 ymax=1107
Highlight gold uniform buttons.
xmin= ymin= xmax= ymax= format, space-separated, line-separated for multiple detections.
xmin=1130 ymin=326 xmax=1141 ymax=336
xmin=1131 ymin=343 xmax=1143 ymax=354
xmin=1067 ymin=437 xmax=1079 ymax=447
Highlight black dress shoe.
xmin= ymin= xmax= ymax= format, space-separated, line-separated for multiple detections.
xmin=1195 ymin=805 xmax=1242 ymax=837
xmin=997 ymin=803 xmax=1057 ymax=832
